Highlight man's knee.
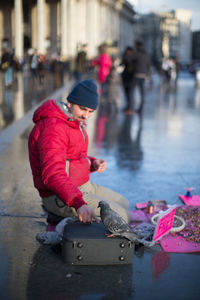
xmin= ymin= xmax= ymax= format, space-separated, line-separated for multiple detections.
xmin=42 ymin=196 xmax=77 ymax=218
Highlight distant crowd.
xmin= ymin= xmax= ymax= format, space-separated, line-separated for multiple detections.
xmin=1 ymin=41 xmax=195 ymax=113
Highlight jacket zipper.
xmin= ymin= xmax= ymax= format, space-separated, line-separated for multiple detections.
xmin=66 ymin=159 xmax=70 ymax=176
xmin=66 ymin=124 xmax=86 ymax=176
xmin=80 ymin=124 xmax=86 ymax=141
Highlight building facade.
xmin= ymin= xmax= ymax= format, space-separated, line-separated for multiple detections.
xmin=192 ymin=31 xmax=200 ymax=61
xmin=174 ymin=9 xmax=192 ymax=64
xmin=140 ymin=9 xmax=192 ymax=66
xmin=0 ymin=0 xmax=136 ymax=60
xmin=141 ymin=13 xmax=163 ymax=66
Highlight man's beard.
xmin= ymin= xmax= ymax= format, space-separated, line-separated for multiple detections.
xmin=68 ymin=106 xmax=86 ymax=122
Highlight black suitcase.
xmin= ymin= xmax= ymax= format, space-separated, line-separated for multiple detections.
xmin=62 ymin=221 xmax=134 ymax=265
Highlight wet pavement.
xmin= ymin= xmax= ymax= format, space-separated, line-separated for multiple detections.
xmin=0 ymin=70 xmax=200 ymax=300
xmin=0 ymin=70 xmax=70 ymax=131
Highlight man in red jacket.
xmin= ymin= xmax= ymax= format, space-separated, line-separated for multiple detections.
xmin=28 ymin=79 xmax=129 ymax=224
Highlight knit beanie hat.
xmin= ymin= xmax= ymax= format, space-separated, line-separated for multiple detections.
xmin=67 ymin=79 xmax=98 ymax=110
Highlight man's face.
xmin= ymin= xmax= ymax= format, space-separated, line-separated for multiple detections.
xmin=67 ymin=102 xmax=94 ymax=122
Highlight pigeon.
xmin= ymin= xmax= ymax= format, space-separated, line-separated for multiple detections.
xmin=98 ymin=201 xmax=141 ymax=243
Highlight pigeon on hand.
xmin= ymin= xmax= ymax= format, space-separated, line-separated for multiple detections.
xmin=98 ymin=201 xmax=141 ymax=243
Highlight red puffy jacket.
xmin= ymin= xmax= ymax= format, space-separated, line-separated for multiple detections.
xmin=28 ymin=99 xmax=96 ymax=210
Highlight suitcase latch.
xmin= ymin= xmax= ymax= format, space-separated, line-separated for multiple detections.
xmin=119 ymin=256 xmax=125 ymax=261
xmin=72 ymin=241 xmax=84 ymax=248
xmin=120 ymin=242 xmax=126 ymax=248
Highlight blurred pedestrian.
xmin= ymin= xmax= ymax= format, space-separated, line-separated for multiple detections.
xmin=74 ymin=44 xmax=88 ymax=83
xmin=173 ymin=56 xmax=181 ymax=89
xmin=121 ymin=46 xmax=135 ymax=114
xmin=132 ymin=40 xmax=151 ymax=114
xmin=161 ymin=57 xmax=177 ymax=92
xmin=49 ymin=53 xmax=62 ymax=88
xmin=1 ymin=47 xmax=14 ymax=87
xmin=92 ymin=43 xmax=112 ymax=94
xmin=30 ymin=50 xmax=38 ymax=80
xmin=37 ymin=54 xmax=46 ymax=86
xmin=106 ymin=59 xmax=121 ymax=111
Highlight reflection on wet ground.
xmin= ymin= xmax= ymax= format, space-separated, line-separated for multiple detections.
xmin=90 ymin=72 xmax=200 ymax=208
xmin=0 ymin=71 xmax=200 ymax=300
xmin=0 ymin=71 xmax=70 ymax=130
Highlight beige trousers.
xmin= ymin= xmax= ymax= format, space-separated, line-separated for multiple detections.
xmin=42 ymin=181 xmax=129 ymax=222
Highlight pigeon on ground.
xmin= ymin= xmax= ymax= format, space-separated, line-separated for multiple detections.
xmin=98 ymin=201 xmax=141 ymax=243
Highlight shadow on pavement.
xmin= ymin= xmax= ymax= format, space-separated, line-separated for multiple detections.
xmin=26 ymin=245 xmax=134 ymax=300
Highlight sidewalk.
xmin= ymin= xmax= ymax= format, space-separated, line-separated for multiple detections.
xmin=0 ymin=71 xmax=200 ymax=300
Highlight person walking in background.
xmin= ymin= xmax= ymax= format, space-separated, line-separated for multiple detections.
xmin=121 ymin=46 xmax=135 ymax=114
xmin=74 ymin=44 xmax=88 ymax=83
xmin=173 ymin=56 xmax=181 ymax=88
xmin=161 ymin=57 xmax=173 ymax=92
xmin=1 ymin=47 xmax=14 ymax=88
xmin=92 ymin=43 xmax=112 ymax=95
xmin=106 ymin=58 xmax=122 ymax=111
xmin=132 ymin=40 xmax=151 ymax=115
xmin=161 ymin=57 xmax=177 ymax=92
xmin=30 ymin=49 xmax=38 ymax=81
xmin=49 ymin=53 xmax=62 ymax=88
xmin=37 ymin=54 xmax=46 ymax=86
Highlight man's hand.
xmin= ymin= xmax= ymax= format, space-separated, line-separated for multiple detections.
xmin=77 ymin=205 xmax=100 ymax=223
xmin=92 ymin=159 xmax=106 ymax=173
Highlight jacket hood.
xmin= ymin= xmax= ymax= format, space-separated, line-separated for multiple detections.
xmin=33 ymin=99 xmax=79 ymax=127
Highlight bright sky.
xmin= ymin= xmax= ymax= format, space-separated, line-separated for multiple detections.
xmin=129 ymin=0 xmax=200 ymax=31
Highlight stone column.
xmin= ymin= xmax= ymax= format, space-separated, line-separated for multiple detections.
xmin=86 ymin=0 xmax=99 ymax=57
xmin=0 ymin=10 xmax=3 ymax=58
xmin=37 ymin=0 xmax=45 ymax=54
xmin=14 ymin=73 xmax=24 ymax=121
xmin=14 ymin=0 xmax=23 ymax=59
xmin=31 ymin=5 xmax=37 ymax=50
xmin=67 ymin=0 xmax=76 ymax=57
xmin=162 ymin=32 xmax=169 ymax=59
xmin=76 ymin=0 xmax=87 ymax=45
xmin=60 ymin=0 xmax=68 ymax=60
